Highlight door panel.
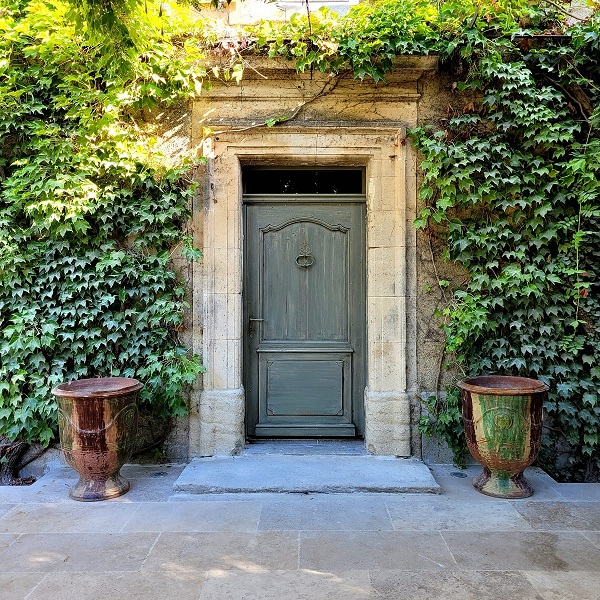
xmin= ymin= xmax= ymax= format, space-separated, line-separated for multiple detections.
xmin=245 ymin=200 xmax=365 ymax=437
xmin=262 ymin=218 xmax=348 ymax=341
xmin=263 ymin=356 xmax=347 ymax=416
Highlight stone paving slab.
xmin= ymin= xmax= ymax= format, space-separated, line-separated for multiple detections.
xmin=548 ymin=483 xmax=600 ymax=502
xmin=582 ymin=531 xmax=600 ymax=548
xmin=0 ymin=572 xmax=47 ymax=600
xmin=25 ymin=571 xmax=208 ymax=600
xmin=173 ymin=456 xmax=441 ymax=494
xmin=257 ymin=495 xmax=393 ymax=531
xmin=0 ymin=532 xmax=159 ymax=572
xmin=142 ymin=531 xmax=300 ymax=572
xmin=369 ymin=570 xmax=543 ymax=600
xmin=121 ymin=500 xmax=262 ymax=533
xmin=299 ymin=531 xmax=456 ymax=571
xmin=0 ymin=504 xmax=15 ymax=518
xmin=443 ymin=531 xmax=600 ymax=571
xmin=385 ymin=496 xmax=533 ymax=531
xmin=198 ymin=569 xmax=373 ymax=600
xmin=0 ymin=533 xmax=18 ymax=552
xmin=0 ymin=502 xmax=140 ymax=534
xmin=1 ymin=461 xmax=600 ymax=599
xmin=0 ymin=473 xmax=75 ymax=504
xmin=513 ymin=501 xmax=600 ymax=530
xmin=523 ymin=571 xmax=600 ymax=600
xmin=0 ymin=465 xmax=187 ymax=505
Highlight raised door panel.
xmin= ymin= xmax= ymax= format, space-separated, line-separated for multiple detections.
xmin=261 ymin=218 xmax=348 ymax=342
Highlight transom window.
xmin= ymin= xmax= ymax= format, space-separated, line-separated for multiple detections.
xmin=242 ymin=167 xmax=365 ymax=195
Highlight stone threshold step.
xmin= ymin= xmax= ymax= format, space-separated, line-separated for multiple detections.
xmin=172 ymin=455 xmax=441 ymax=494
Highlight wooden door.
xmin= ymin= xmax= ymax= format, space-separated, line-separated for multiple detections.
xmin=244 ymin=197 xmax=366 ymax=437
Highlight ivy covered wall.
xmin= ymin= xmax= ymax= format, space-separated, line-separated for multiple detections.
xmin=1 ymin=0 xmax=598 ymax=481
xmin=0 ymin=1 xmax=207 ymax=465
xmin=412 ymin=24 xmax=600 ymax=481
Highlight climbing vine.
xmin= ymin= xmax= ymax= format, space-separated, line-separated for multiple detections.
xmin=412 ymin=16 xmax=600 ymax=481
xmin=0 ymin=0 xmax=212 ymax=448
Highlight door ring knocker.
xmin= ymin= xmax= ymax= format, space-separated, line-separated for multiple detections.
xmin=295 ymin=242 xmax=314 ymax=268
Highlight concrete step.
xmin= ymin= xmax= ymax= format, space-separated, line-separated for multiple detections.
xmin=172 ymin=454 xmax=441 ymax=494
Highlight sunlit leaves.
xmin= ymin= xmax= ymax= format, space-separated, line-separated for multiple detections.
xmin=0 ymin=0 xmax=204 ymax=445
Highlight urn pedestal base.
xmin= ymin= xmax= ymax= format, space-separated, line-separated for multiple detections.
xmin=473 ymin=466 xmax=533 ymax=499
xmin=69 ymin=472 xmax=131 ymax=502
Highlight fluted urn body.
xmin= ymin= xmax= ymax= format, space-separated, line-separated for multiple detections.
xmin=458 ymin=375 xmax=548 ymax=499
xmin=52 ymin=377 xmax=142 ymax=501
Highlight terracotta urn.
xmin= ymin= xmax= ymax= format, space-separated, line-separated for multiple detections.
xmin=458 ymin=375 xmax=548 ymax=499
xmin=52 ymin=377 xmax=143 ymax=501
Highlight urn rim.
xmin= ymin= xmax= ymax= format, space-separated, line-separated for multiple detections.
xmin=458 ymin=375 xmax=549 ymax=396
xmin=52 ymin=377 xmax=143 ymax=399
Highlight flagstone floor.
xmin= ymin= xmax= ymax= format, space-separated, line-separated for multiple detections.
xmin=1 ymin=462 xmax=599 ymax=599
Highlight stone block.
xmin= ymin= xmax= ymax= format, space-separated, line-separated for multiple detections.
xmin=227 ymin=210 xmax=242 ymax=250
xmin=196 ymin=388 xmax=245 ymax=456
xmin=368 ymin=210 xmax=405 ymax=248
xmin=226 ymin=339 xmax=242 ymax=389
xmin=365 ymin=389 xmax=411 ymax=418
xmin=367 ymin=246 xmax=406 ymax=297
xmin=368 ymin=296 xmax=406 ymax=343
xmin=367 ymin=342 xmax=406 ymax=391
xmin=207 ymin=250 xmax=227 ymax=295
xmin=374 ymin=175 xmax=401 ymax=212
xmin=364 ymin=389 xmax=412 ymax=456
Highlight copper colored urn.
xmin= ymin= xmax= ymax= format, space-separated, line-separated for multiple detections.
xmin=458 ymin=375 xmax=548 ymax=499
xmin=52 ymin=377 xmax=143 ymax=501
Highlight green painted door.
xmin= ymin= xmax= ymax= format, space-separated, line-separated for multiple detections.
xmin=244 ymin=197 xmax=366 ymax=437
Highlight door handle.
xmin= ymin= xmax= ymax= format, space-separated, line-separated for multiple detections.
xmin=248 ymin=317 xmax=263 ymax=338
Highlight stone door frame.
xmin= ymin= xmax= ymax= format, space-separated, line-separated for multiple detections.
xmin=189 ymin=126 xmax=418 ymax=457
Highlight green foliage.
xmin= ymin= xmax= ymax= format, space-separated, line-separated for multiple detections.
xmin=0 ymin=0 xmax=206 ymax=445
xmin=251 ymin=0 xmax=444 ymax=80
xmin=420 ymin=388 xmax=468 ymax=468
xmin=250 ymin=0 xmax=555 ymax=81
xmin=60 ymin=0 xmax=220 ymax=60
xmin=411 ymin=13 xmax=600 ymax=480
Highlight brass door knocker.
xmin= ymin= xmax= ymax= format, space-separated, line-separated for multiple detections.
xmin=295 ymin=241 xmax=314 ymax=268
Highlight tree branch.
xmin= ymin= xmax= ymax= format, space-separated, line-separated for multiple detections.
xmin=212 ymin=73 xmax=347 ymax=135
xmin=539 ymin=0 xmax=589 ymax=21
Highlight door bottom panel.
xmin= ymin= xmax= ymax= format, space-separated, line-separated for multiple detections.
xmin=258 ymin=351 xmax=354 ymax=436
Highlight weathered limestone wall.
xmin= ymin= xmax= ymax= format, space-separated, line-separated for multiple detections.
xmin=178 ymin=56 xmax=443 ymax=458
xmin=152 ymin=54 xmax=466 ymax=461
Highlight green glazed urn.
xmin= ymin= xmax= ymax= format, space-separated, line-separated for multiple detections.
xmin=458 ymin=375 xmax=549 ymax=499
